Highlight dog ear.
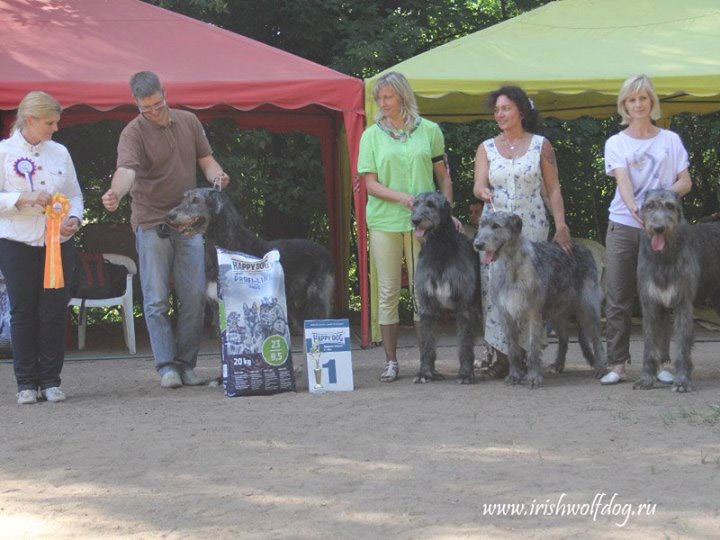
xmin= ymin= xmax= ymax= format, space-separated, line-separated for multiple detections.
xmin=440 ymin=196 xmax=452 ymax=220
xmin=676 ymin=204 xmax=685 ymax=222
xmin=672 ymin=190 xmax=685 ymax=222
xmin=510 ymin=214 xmax=523 ymax=234
xmin=207 ymin=189 xmax=224 ymax=214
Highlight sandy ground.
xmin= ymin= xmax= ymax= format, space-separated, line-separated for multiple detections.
xmin=1 ymin=322 xmax=720 ymax=539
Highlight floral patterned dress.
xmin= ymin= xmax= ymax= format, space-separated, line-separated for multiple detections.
xmin=480 ymin=134 xmax=549 ymax=354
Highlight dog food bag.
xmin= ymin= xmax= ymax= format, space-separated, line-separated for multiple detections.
xmin=216 ymin=247 xmax=296 ymax=396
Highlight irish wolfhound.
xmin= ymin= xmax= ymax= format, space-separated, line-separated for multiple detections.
xmin=166 ymin=188 xmax=334 ymax=333
xmin=635 ymin=189 xmax=720 ymax=392
xmin=473 ymin=212 xmax=606 ymax=389
xmin=411 ymin=191 xmax=480 ymax=384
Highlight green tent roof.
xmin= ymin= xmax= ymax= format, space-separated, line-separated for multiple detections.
xmin=365 ymin=0 xmax=720 ymax=122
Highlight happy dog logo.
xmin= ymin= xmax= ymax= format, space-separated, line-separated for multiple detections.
xmin=311 ymin=331 xmax=344 ymax=346
xmin=232 ymin=258 xmax=271 ymax=272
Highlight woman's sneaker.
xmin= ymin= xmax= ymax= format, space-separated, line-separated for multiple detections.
xmin=41 ymin=387 xmax=66 ymax=402
xmin=17 ymin=389 xmax=38 ymax=404
xmin=380 ymin=360 xmax=399 ymax=382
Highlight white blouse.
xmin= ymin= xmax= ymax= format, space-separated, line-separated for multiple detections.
xmin=0 ymin=130 xmax=83 ymax=246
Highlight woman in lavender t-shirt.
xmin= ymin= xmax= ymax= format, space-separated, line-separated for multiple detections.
xmin=600 ymin=75 xmax=692 ymax=385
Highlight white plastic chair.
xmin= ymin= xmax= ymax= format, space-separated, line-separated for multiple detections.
xmin=68 ymin=253 xmax=137 ymax=354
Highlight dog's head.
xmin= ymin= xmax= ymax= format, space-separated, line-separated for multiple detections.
xmin=226 ymin=311 xmax=242 ymax=332
xmin=166 ymin=187 xmax=226 ymax=235
xmin=473 ymin=211 xmax=523 ymax=264
xmin=640 ymin=189 xmax=684 ymax=252
xmin=410 ymin=191 xmax=452 ymax=240
xmin=243 ymin=302 xmax=259 ymax=326
xmin=258 ymin=298 xmax=281 ymax=327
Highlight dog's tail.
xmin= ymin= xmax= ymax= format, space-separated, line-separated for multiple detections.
xmin=577 ymin=327 xmax=595 ymax=366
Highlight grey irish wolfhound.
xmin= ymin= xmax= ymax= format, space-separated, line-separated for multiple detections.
xmin=634 ymin=189 xmax=720 ymax=392
xmin=411 ymin=191 xmax=480 ymax=384
xmin=166 ymin=188 xmax=334 ymax=333
xmin=473 ymin=212 xmax=606 ymax=389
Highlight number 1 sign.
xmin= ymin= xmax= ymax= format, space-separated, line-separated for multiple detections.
xmin=304 ymin=319 xmax=354 ymax=393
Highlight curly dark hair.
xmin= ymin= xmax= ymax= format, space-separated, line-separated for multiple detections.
xmin=488 ymin=85 xmax=541 ymax=133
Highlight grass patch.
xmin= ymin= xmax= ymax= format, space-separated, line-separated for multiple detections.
xmin=661 ymin=404 xmax=720 ymax=428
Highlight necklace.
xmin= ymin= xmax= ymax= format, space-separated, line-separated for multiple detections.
xmin=502 ymin=133 xmax=528 ymax=159
xmin=504 ymin=133 xmax=526 ymax=150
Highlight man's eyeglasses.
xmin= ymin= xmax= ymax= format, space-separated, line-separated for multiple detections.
xmin=138 ymin=99 xmax=166 ymax=114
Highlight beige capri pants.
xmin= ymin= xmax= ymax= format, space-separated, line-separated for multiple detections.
xmin=369 ymin=229 xmax=421 ymax=325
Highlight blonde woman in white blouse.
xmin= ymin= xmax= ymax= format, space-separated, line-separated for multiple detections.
xmin=600 ymin=75 xmax=691 ymax=385
xmin=0 ymin=91 xmax=83 ymax=404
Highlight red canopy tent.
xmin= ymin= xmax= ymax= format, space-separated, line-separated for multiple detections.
xmin=0 ymin=0 xmax=372 ymax=345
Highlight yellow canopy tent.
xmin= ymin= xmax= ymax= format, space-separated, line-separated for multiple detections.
xmin=361 ymin=0 xmax=720 ymax=343
xmin=366 ymin=0 xmax=720 ymax=123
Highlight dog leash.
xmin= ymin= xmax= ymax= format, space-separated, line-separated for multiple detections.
xmin=409 ymin=233 xmax=418 ymax=315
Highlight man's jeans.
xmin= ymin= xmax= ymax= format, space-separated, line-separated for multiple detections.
xmin=136 ymin=226 xmax=206 ymax=374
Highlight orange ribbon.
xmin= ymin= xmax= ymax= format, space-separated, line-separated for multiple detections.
xmin=44 ymin=194 xmax=70 ymax=289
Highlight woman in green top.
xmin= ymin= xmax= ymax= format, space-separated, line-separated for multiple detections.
xmin=358 ymin=71 xmax=458 ymax=382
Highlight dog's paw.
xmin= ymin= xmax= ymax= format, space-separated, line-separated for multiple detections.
xmin=546 ymin=362 xmax=564 ymax=374
xmin=414 ymin=368 xmax=433 ymax=384
xmin=414 ymin=369 xmax=444 ymax=384
xmin=505 ymin=373 xmax=523 ymax=386
xmin=632 ymin=374 xmax=655 ymax=390
xmin=457 ymin=371 xmax=474 ymax=384
xmin=526 ymin=373 xmax=543 ymax=389
xmin=672 ymin=375 xmax=694 ymax=393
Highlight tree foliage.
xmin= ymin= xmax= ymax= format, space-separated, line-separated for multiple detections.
xmin=146 ymin=0 xmax=531 ymax=78
xmin=203 ymin=120 xmax=328 ymax=242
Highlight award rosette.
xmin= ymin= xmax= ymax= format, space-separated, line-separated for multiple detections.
xmin=14 ymin=157 xmax=37 ymax=190
xmin=44 ymin=194 xmax=70 ymax=289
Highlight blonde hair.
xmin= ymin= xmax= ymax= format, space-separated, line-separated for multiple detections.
xmin=372 ymin=72 xmax=420 ymax=131
xmin=11 ymin=91 xmax=62 ymax=134
xmin=617 ymin=75 xmax=661 ymax=125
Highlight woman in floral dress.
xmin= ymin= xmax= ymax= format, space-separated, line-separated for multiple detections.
xmin=473 ymin=85 xmax=571 ymax=378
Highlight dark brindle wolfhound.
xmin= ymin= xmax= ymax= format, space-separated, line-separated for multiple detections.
xmin=473 ymin=212 xmax=606 ymax=389
xmin=634 ymin=189 xmax=720 ymax=392
xmin=411 ymin=192 xmax=480 ymax=384
xmin=167 ymin=188 xmax=334 ymax=333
